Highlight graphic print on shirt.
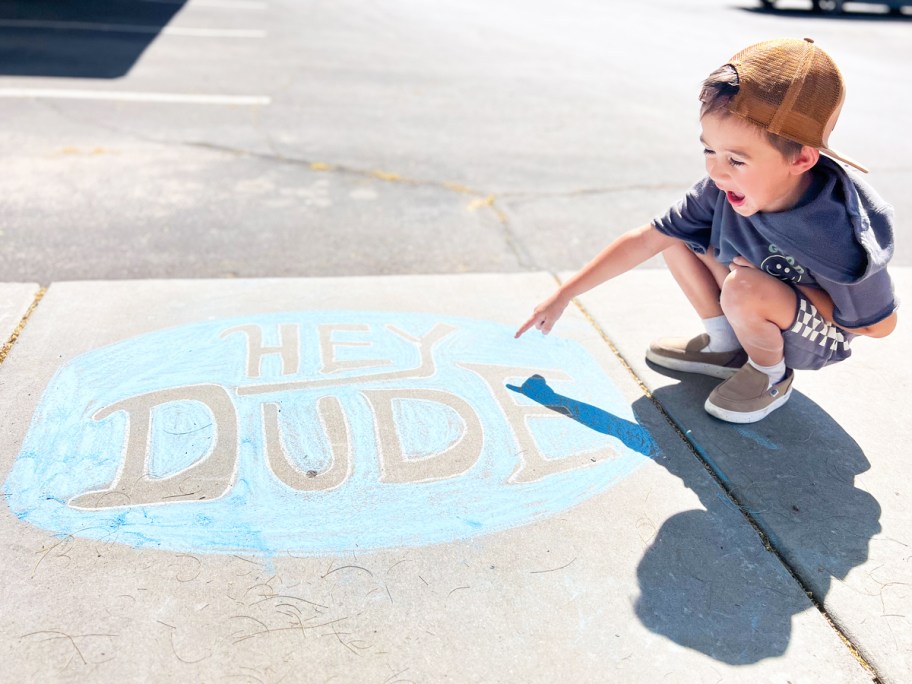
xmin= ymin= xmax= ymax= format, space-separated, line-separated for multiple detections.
xmin=761 ymin=244 xmax=805 ymax=283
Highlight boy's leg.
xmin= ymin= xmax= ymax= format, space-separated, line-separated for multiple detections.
xmin=705 ymin=265 xmax=798 ymax=423
xmin=650 ymin=244 xmax=800 ymax=423
xmin=662 ymin=240 xmax=729 ymax=318
xmin=646 ymin=242 xmax=747 ymax=378
xmin=719 ymin=265 xmax=797 ymax=367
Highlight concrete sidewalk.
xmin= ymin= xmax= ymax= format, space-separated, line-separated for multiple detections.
xmin=0 ymin=270 xmax=908 ymax=683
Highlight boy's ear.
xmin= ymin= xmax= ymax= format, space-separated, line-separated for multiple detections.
xmin=790 ymin=146 xmax=820 ymax=175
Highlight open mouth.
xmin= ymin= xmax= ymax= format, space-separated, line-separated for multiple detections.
xmin=726 ymin=191 xmax=746 ymax=206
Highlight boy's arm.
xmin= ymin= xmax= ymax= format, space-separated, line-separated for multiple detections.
xmin=799 ymin=285 xmax=898 ymax=338
xmin=515 ymin=224 xmax=677 ymax=338
xmin=731 ymin=256 xmax=899 ymax=339
xmin=852 ymin=311 xmax=898 ymax=338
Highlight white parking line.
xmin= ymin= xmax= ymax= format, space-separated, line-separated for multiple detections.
xmin=0 ymin=19 xmax=266 ymax=38
xmin=0 ymin=89 xmax=271 ymax=106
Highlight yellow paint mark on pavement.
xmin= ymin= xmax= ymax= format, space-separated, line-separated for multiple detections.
xmin=444 ymin=182 xmax=474 ymax=194
xmin=303 ymin=159 xmax=506 ymax=224
xmin=371 ymin=170 xmax=402 ymax=182
xmin=467 ymin=194 xmax=496 ymax=211
xmin=58 ymin=146 xmax=113 ymax=156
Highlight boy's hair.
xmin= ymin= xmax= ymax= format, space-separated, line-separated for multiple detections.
xmin=701 ymin=38 xmax=867 ymax=173
xmin=699 ymin=66 xmax=804 ymax=160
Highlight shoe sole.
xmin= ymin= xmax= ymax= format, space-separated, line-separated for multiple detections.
xmin=703 ymin=386 xmax=793 ymax=424
xmin=645 ymin=349 xmax=742 ymax=380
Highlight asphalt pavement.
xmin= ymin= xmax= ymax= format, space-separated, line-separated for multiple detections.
xmin=1 ymin=0 xmax=911 ymax=682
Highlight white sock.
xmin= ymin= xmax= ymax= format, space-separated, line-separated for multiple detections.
xmin=702 ymin=315 xmax=741 ymax=353
xmin=748 ymin=357 xmax=787 ymax=387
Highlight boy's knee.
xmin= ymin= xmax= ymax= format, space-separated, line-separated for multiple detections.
xmin=720 ymin=267 xmax=768 ymax=311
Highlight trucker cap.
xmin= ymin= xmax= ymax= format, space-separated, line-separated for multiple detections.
xmin=725 ymin=37 xmax=868 ymax=173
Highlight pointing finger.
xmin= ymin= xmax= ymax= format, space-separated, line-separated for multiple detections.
xmin=515 ymin=318 xmax=535 ymax=339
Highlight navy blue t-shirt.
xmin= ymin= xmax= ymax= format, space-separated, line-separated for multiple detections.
xmin=653 ymin=157 xmax=897 ymax=329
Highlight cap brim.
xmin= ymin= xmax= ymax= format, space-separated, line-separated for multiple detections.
xmin=820 ymin=146 xmax=869 ymax=174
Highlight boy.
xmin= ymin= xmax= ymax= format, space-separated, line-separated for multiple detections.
xmin=515 ymin=37 xmax=897 ymax=424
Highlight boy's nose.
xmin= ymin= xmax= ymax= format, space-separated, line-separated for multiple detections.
xmin=707 ymin=160 xmax=729 ymax=184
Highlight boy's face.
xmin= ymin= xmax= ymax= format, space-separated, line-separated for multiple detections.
xmin=700 ymin=112 xmax=811 ymax=217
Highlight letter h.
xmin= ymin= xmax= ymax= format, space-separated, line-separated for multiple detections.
xmin=221 ymin=324 xmax=301 ymax=378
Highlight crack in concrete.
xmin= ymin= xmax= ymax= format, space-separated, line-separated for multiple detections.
xmin=31 ymin=95 xmax=545 ymax=272
xmin=182 ymin=140 xmax=544 ymax=271
xmin=26 ymin=101 xmax=672 ymax=274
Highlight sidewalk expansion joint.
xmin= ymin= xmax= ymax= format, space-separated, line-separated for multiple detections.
xmin=0 ymin=288 xmax=46 ymax=367
xmin=567 ymin=289 xmax=884 ymax=683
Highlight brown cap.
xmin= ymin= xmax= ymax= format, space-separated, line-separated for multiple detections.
xmin=725 ymin=37 xmax=867 ymax=173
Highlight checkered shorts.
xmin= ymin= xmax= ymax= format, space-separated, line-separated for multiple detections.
xmin=782 ymin=291 xmax=853 ymax=370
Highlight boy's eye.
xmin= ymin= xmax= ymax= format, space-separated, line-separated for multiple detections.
xmin=728 ymin=157 xmax=745 ymax=167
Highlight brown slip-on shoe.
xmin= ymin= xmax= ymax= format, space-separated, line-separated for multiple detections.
xmin=647 ymin=333 xmax=748 ymax=379
xmin=704 ymin=363 xmax=794 ymax=424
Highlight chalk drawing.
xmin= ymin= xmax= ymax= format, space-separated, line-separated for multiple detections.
xmin=4 ymin=312 xmax=657 ymax=556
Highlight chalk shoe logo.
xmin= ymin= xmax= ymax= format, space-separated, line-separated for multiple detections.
xmin=5 ymin=312 xmax=655 ymax=555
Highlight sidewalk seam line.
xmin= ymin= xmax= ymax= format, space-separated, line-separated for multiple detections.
xmin=566 ymin=286 xmax=883 ymax=683
xmin=0 ymin=289 xmax=46 ymax=367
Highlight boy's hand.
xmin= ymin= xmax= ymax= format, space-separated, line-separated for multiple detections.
xmin=515 ymin=293 xmax=570 ymax=338
xmin=730 ymin=256 xmax=757 ymax=270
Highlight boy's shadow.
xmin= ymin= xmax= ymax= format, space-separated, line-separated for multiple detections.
xmin=637 ymin=370 xmax=881 ymax=664
xmin=510 ymin=372 xmax=880 ymax=665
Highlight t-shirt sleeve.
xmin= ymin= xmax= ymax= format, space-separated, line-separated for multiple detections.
xmin=815 ymin=268 xmax=898 ymax=329
xmin=652 ymin=176 xmax=718 ymax=254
